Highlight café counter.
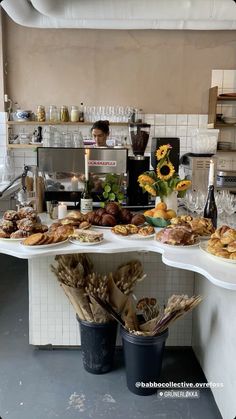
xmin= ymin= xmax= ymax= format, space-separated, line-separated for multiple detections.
xmin=0 ymin=230 xmax=235 ymax=419
xmin=0 ymin=230 xmax=235 ymax=290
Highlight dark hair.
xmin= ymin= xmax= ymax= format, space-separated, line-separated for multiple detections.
xmin=91 ymin=120 xmax=110 ymax=135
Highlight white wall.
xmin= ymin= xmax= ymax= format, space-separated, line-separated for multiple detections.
xmin=192 ymin=273 xmax=236 ymax=419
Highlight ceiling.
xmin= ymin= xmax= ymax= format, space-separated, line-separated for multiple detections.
xmin=1 ymin=0 xmax=236 ymax=30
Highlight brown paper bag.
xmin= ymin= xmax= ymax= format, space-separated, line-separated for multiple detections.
xmin=90 ymin=297 xmax=112 ymax=323
xmin=61 ymin=284 xmax=94 ymax=321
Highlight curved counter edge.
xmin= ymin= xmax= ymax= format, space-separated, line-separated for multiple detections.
xmin=0 ymin=237 xmax=235 ymax=291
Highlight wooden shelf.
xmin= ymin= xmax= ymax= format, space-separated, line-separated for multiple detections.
xmin=208 ymin=87 xmax=236 ymax=128
xmin=7 ymin=121 xmax=128 ymax=126
xmin=215 ymin=123 xmax=236 ymax=128
xmin=217 ymin=149 xmax=236 ymax=153
xmin=8 ymin=144 xmax=42 ymax=149
xmin=217 ymin=96 xmax=236 ymax=102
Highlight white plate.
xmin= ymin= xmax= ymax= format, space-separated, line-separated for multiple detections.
xmin=69 ymin=238 xmax=104 ymax=246
xmin=0 ymin=237 xmax=23 ymax=242
xmin=154 ymin=238 xmax=200 ymax=248
xmin=112 ymin=233 xmax=155 ymax=240
xmin=198 ymin=235 xmax=211 ymax=240
xmin=199 ymin=242 xmax=236 ymax=264
xmin=20 ymin=239 xmax=68 ymax=249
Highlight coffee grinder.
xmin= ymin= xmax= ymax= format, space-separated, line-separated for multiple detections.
xmin=127 ymin=123 xmax=151 ymax=207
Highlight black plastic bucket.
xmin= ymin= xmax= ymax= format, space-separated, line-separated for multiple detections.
xmin=121 ymin=327 xmax=168 ymax=395
xmin=77 ymin=316 xmax=118 ymax=374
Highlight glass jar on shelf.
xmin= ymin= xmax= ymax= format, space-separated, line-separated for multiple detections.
xmin=36 ymin=105 xmax=46 ymax=122
xmin=70 ymin=105 xmax=79 ymax=122
xmin=60 ymin=105 xmax=69 ymax=122
xmin=49 ymin=105 xmax=59 ymax=122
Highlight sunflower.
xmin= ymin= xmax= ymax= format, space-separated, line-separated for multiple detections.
xmin=174 ymin=180 xmax=192 ymax=191
xmin=144 ymin=184 xmax=157 ymax=196
xmin=138 ymin=174 xmax=155 ymax=186
xmin=157 ymin=162 xmax=175 ymax=181
xmin=156 ymin=144 xmax=172 ymax=161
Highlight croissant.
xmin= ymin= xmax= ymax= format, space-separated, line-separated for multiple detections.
xmin=227 ymin=241 xmax=236 ymax=253
xmin=220 ymin=229 xmax=236 ymax=245
xmin=211 ymin=225 xmax=231 ymax=239
xmin=207 ymin=238 xmax=224 ymax=251
xmin=214 ymin=249 xmax=230 ymax=259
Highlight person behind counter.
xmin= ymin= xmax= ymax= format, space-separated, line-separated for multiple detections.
xmin=91 ymin=120 xmax=110 ymax=146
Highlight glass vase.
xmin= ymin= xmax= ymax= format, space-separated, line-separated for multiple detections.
xmin=155 ymin=191 xmax=178 ymax=213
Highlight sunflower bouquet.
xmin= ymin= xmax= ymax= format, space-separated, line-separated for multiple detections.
xmin=138 ymin=144 xmax=191 ymax=201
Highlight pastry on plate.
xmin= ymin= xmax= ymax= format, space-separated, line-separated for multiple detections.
xmin=0 ymin=219 xmax=15 ymax=233
xmin=10 ymin=230 xmax=30 ymax=239
xmin=156 ymin=225 xmax=197 ymax=245
xmin=3 ymin=210 xmax=19 ymax=221
xmin=138 ymin=225 xmax=155 ymax=236
xmin=71 ymin=229 xmax=103 ymax=243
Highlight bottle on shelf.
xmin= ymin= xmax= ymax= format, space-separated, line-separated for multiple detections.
xmin=80 ymin=179 xmax=93 ymax=214
xmin=203 ymin=160 xmax=217 ymax=228
xmin=79 ymin=102 xmax=85 ymax=122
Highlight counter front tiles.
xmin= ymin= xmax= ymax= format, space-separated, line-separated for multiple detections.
xmin=0 ymin=228 xmax=236 ymax=291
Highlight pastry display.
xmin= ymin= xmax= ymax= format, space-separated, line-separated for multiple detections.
xmin=156 ymin=225 xmax=198 ymax=246
xmin=22 ymin=231 xmax=66 ymax=246
xmin=48 ymin=214 xmax=91 ymax=239
xmin=84 ymin=202 xmax=145 ymax=227
xmin=170 ymin=215 xmax=215 ymax=237
xmin=0 ymin=207 xmax=48 ymax=240
xmin=111 ymin=224 xmax=154 ymax=237
xmin=70 ymin=229 xmax=103 ymax=243
xmin=206 ymin=225 xmax=236 ymax=259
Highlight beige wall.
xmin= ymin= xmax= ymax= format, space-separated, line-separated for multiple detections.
xmin=3 ymin=14 xmax=236 ymax=113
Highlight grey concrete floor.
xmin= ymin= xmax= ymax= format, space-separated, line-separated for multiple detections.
xmin=0 ymin=255 xmax=222 ymax=419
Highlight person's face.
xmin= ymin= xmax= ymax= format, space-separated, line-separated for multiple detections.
xmin=92 ymin=128 xmax=108 ymax=146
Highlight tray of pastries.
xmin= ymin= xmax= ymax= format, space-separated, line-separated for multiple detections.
xmin=200 ymin=225 xmax=236 ymax=262
xmin=155 ymin=225 xmax=199 ymax=247
xmin=111 ymin=224 xmax=155 ymax=239
xmin=0 ymin=207 xmax=48 ymax=240
xmin=84 ymin=202 xmax=146 ymax=228
xmin=21 ymin=232 xmax=68 ymax=248
xmin=170 ymin=215 xmax=215 ymax=238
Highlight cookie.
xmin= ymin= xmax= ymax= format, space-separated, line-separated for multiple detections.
xmin=22 ymin=233 xmax=44 ymax=246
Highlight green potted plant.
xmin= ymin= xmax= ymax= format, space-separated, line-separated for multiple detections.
xmin=99 ymin=173 xmax=125 ymax=207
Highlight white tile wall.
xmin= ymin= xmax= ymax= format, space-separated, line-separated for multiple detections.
xmin=29 ymin=253 xmax=195 ymax=347
xmin=7 ymin=109 xmax=236 ymax=173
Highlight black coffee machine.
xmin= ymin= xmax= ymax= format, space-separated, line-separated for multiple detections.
xmin=127 ymin=123 xmax=151 ymax=206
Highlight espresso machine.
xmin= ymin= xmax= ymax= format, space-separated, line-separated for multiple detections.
xmin=37 ymin=147 xmax=128 ymax=207
xmin=127 ymin=123 xmax=151 ymax=206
